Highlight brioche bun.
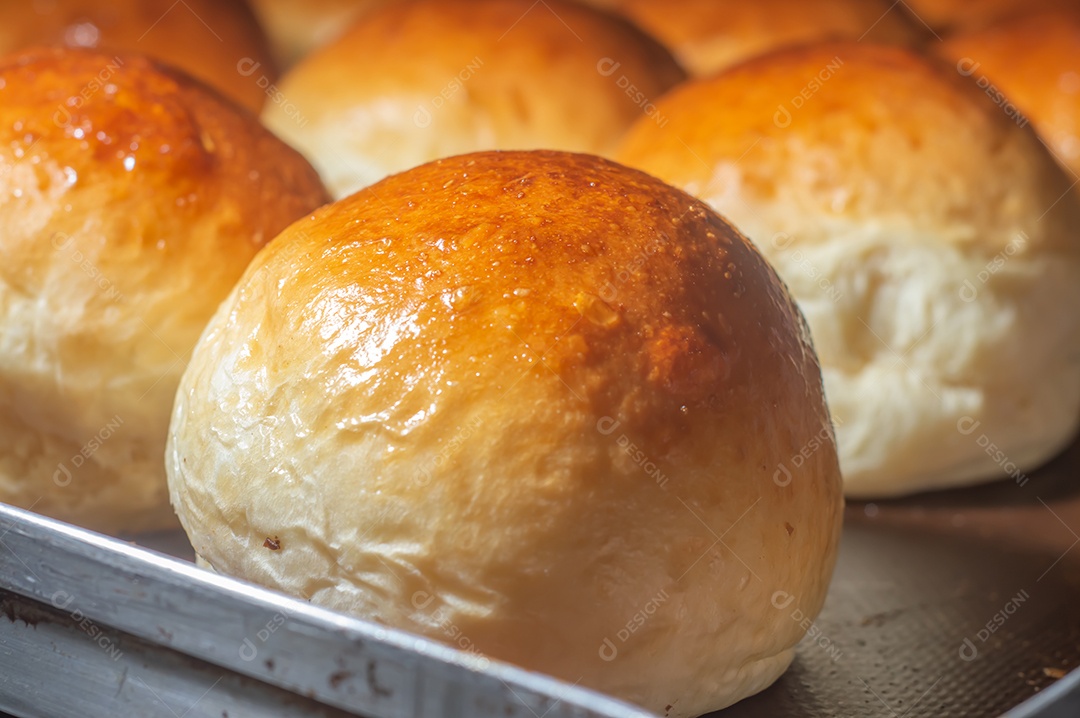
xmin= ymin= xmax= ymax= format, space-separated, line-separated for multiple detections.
xmin=167 ymin=150 xmax=843 ymax=716
xmin=616 ymin=43 xmax=1080 ymax=498
xmin=578 ymin=0 xmax=922 ymax=76
xmin=262 ymin=0 xmax=685 ymax=198
xmin=937 ymin=10 xmax=1080 ymax=185
xmin=0 ymin=48 xmax=328 ymax=533
xmin=247 ymin=0 xmax=386 ymax=68
xmin=0 ymin=0 xmax=278 ymax=113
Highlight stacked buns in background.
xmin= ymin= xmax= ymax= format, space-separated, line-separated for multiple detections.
xmin=0 ymin=48 xmax=328 ymax=533
xmin=167 ymin=150 xmax=844 ymax=718
xmin=261 ymin=0 xmax=685 ymax=198
xmin=616 ymin=43 xmax=1080 ymax=498
xmin=0 ymin=0 xmax=278 ymax=112
xmin=1 ymin=0 xmax=1078 ymax=716
xmin=936 ymin=9 xmax=1080 ymax=189
xmin=575 ymin=0 xmax=923 ymax=76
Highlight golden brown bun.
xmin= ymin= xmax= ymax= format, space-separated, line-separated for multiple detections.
xmin=616 ymin=43 xmax=1080 ymax=498
xmin=0 ymin=47 xmax=329 ymax=533
xmin=167 ymin=150 xmax=843 ymax=717
xmin=936 ymin=10 xmax=1080 ymax=184
xmin=578 ymin=0 xmax=922 ymax=76
xmin=901 ymin=0 xmax=1074 ymax=32
xmin=0 ymin=0 xmax=277 ymax=112
xmin=247 ymin=0 xmax=387 ymax=68
xmin=262 ymin=0 xmax=685 ymax=198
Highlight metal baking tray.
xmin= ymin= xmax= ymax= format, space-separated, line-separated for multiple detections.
xmin=1 ymin=436 xmax=1079 ymax=717
xmin=0 ymin=504 xmax=650 ymax=718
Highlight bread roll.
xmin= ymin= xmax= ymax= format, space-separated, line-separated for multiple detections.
xmin=0 ymin=0 xmax=277 ymax=112
xmin=616 ymin=43 xmax=1080 ymax=498
xmin=0 ymin=47 xmax=328 ymax=533
xmin=261 ymin=0 xmax=685 ymax=199
xmin=167 ymin=150 xmax=843 ymax=716
xmin=576 ymin=0 xmax=922 ymax=77
xmin=936 ymin=10 xmax=1080 ymax=185
xmin=247 ymin=0 xmax=386 ymax=68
